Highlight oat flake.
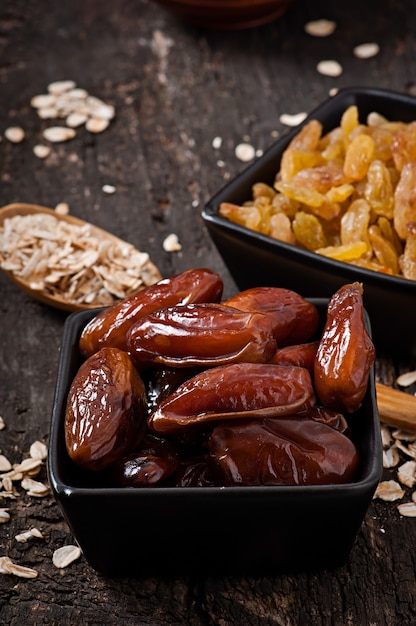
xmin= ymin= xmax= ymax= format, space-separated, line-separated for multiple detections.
xmin=212 ymin=136 xmax=222 ymax=149
xmin=304 ymin=19 xmax=336 ymax=37
xmin=353 ymin=42 xmax=380 ymax=59
xmin=374 ymin=479 xmax=405 ymax=501
xmin=4 ymin=127 xmax=25 ymax=143
xmin=43 ymin=126 xmax=76 ymax=143
xmin=0 ymin=556 xmax=38 ymax=578
xmin=317 ymin=60 xmax=343 ymax=77
xmin=396 ymin=370 xmax=416 ymax=387
xmin=33 ymin=144 xmax=51 ymax=159
xmin=397 ymin=502 xmax=416 ymax=517
xmin=102 ymin=184 xmax=116 ymax=194
xmin=163 ymin=233 xmax=182 ymax=252
xmin=53 ymin=545 xmax=82 ymax=569
xmin=235 ymin=142 xmax=256 ymax=162
xmin=279 ymin=112 xmax=307 ymax=127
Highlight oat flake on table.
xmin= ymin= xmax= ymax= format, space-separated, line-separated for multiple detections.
xmin=304 ymin=19 xmax=336 ymax=37
xmin=353 ymin=42 xmax=380 ymax=59
xmin=279 ymin=112 xmax=307 ymax=127
xmin=316 ymin=60 xmax=343 ymax=77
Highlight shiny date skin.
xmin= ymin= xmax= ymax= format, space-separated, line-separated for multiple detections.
xmin=106 ymin=434 xmax=179 ymax=487
xmin=223 ymin=287 xmax=319 ymax=346
xmin=79 ymin=268 xmax=223 ymax=357
xmin=314 ymin=282 xmax=375 ymax=413
xmin=65 ymin=347 xmax=148 ymax=472
xmin=208 ymin=417 xmax=359 ymax=486
xmin=271 ymin=340 xmax=319 ymax=373
xmin=148 ymin=363 xmax=315 ymax=435
xmin=174 ymin=456 xmax=217 ymax=487
xmin=127 ymin=303 xmax=277 ymax=369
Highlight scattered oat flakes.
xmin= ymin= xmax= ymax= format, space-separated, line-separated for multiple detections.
xmin=380 ymin=424 xmax=392 ymax=447
xmin=383 ymin=446 xmax=400 ymax=468
xmin=48 ymin=80 xmax=77 ymax=95
xmin=0 ymin=509 xmax=10 ymax=523
xmin=4 ymin=127 xmax=25 ymax=143
xmin=86 ymin=117 xmax=110 ymax=133
xmin=396 ymin=370 xmax=416 ymax=387
xmin=367 ymin=111 xmax=388 ymax=127
xmin=0 ymin=455 xmax=12 ymax=472
xmin=316 ymin=60 xmax=343 ymax=77
xmin=15 ymin=458 xmax=43 ymax=475
xmin=33 ymin=144 xmax=51 ymax=159
xmin=42 ymin=126 xmax=76 ymax=143
xmin=397 ymin=502 xmax=416 ymax=517
xmin=304 ymin=19 xmax=336 ymax=37
xmin=30 ymin=94 xmax=57 ymax=109
xmin=0 ymin=556 xmax=38 ymax=578
xmin=53 ymin=545 xmax=81 ymax=569
xmin=374 ymin=479 xmax=405 ymax=501
xmin=102 ymin=184 xmax=116 ymax=194
xmin=37 ymin=107 xmax=58 ymax=120
xmin=163 ymin=233 xmax=182 ymax=252
xmin=29 ymin=441 xmax=48 ymax=461
xmin=329 ymin=87 xmax=339 ymax=96
xmin=392 ymin=429 xmax=416 ymax=442
xmin=279 ymin=112 xmax=307 ymax=127
xmin=66 ymin=112 xmax=88 ymax=128
xmin=15 ymin=528 xmax=44 ymax=543
xmin=397 ymin=460 xmax=416 ymax=488
xmin=54 ymin=202 xmax=70 ymax=215
xmin=395 ymin=439 xmax=416 ymax=460
xmin=353 ymin=42 xmax=380 ymax=59
xmin=235 ymin=142 xmax=256 ymax=162
xmin=212 ymin=136 xmax=222 ymax=149
xmin=20 ymin=477 xmax=49 ymax=497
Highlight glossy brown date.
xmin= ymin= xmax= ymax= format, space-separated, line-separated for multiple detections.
xmin=65 ymin=347 xmax=148 ymax=472
xmin=106 ymin=434 xmax=179 ymax=487
xmin=223 ymin=287 xmax=319 ymax=346
xmin=148 ymin=363 xmax=315 ymax=434
xmin=271 ymin=340 xmax=319 ymax=372
xmin=79 ymin=268 xmax=223 ymax=357
xmin=314 ymin=282 xmax=375 ymax=413
xmin=127 ymin=303 xmax=277 ymax=369
xmin=208 ymin=417 xmax=359 ymax=486
xmin=174 ymin=456 xmax=217 ymax=487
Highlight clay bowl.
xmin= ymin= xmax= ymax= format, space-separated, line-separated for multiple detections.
xmin=151 ymin=0 xmax=295 ymax=30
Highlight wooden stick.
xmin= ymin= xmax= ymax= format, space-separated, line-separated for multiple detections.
xmin=376 ymin=382 xmax=416 ymax=433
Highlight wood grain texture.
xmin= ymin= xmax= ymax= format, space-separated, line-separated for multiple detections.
xmin=1 ymin=0 xmax=416 ymax=624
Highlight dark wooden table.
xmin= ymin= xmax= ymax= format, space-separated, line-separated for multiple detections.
xmin=1 ymin=0 xmax=416 ymax=624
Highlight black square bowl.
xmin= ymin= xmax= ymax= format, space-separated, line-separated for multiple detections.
xmin=48 ymin=303 xmax=382 ymax=576
xmin=202 ymin=87 xmax=416 ymax=356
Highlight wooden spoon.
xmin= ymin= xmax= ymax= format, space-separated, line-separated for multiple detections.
xmin=376 ymin=383 xmax=416 ymax=434
xmin=0 ymin=202 xmax=162 ymax=313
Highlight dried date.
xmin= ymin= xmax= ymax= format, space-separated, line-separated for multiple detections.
xmin=208 ymin=417 xmax=359 ymax=486
xmin=127 ymin=303 xmax=276 ymax=369
xmin=79 ymin=268 xmax=223 ymax=357
xmin=148 ymin=363 xmax=315 ymax=434
xmin=65 ymin=347 xmax=148 ymax=471
xmin=314 ymin=282 xmax=375 ymax=413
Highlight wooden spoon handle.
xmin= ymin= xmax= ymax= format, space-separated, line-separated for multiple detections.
xmin=376 ymin=382 xmax=416 ymax=433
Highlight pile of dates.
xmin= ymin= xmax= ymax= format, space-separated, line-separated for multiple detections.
xmin=64 ymin=268 xmax=375 ymax=488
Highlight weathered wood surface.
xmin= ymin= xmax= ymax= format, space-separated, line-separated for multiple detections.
xmin=1 ymin=0 xmax=416 ymax=624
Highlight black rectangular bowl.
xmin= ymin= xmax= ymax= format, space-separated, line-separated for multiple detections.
xmin=202 ymin=87 xmax=416 ymax=356
xmin=48 ymin=304 xmax=382 ymax=577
